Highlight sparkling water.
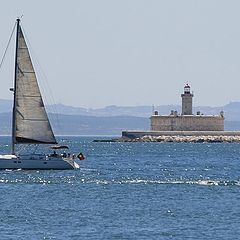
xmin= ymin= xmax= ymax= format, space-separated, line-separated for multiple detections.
xmin=0 ymin=136 xmax=239 ymax=239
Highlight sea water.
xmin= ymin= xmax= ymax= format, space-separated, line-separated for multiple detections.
xmin=0 ymin=136 xmax=239 ymax=239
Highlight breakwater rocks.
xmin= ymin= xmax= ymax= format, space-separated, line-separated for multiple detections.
xmin=94 ymin=135 xmax=240 ymax=143
xmin=126 ymin=135 xmax=240 ymax=143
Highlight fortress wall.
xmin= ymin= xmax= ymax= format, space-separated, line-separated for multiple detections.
xmin=150 ymin=115 xmax=224 ymax=131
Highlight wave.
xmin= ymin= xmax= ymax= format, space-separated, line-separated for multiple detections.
xmin=0 ymin=175 xmax=239 ymax=186
xmin=83 ymin=179 xmax=240 ymax=186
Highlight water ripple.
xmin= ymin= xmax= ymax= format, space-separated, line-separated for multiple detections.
xmin=0 ymin=174 xmax=239 ymax=186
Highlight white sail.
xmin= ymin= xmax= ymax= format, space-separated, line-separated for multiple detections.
xmin=14 ymin=26 xmax=57 ymax=144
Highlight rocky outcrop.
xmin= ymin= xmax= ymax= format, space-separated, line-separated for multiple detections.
xmin=94 ymin=135 xmax=240 ymax=143
xmin=124 ymin=135 xmax=240 ymax=143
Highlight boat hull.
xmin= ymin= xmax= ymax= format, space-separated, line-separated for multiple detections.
xmin=0 ymin=154 xmax=80 ymax=170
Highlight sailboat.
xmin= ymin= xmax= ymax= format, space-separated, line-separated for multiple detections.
xmin=0 ymin=18 xmax=80 ymax=169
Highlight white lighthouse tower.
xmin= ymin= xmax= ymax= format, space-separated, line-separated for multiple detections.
xmin=181 ymin=84 xmax=193 ymax=115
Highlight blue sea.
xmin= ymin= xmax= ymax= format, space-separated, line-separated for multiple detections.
xmin=0 ymin=136 xmax=239 ymax=240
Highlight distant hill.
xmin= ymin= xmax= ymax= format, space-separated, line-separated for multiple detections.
xmin=1 ymin=99 xmax=240 ymax=135
xmin=0 ymin=112 xmax=240 ymax=136
xmin=50 ymin=114 xmax=149 ymax=135
xmin=0 ymin=112 xmax=149 ymax=135
xmin=2 ymin=98 xmax=240 ymax=120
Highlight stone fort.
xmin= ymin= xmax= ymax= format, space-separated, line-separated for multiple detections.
xmin=150 ymin=84 xmax=224 ymax=131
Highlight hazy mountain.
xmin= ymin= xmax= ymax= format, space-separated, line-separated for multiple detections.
xmin=2 ymin=98 xmax=240 ymax=120
xmin=1 ymin=98 xmax=240 ymax=135
xmin=0 ymin=112 xmax=240 ymax=136
xmin=0 ymin=112 xmax=149 ymax=135
xmin=46 ymin=104 xmax=156 ymax=117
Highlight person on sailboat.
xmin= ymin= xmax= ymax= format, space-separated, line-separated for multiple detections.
xmin=51 ymin=151 xmax=58 ymax=157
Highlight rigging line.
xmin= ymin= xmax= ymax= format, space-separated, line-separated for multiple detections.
xmin=0 ymin=22 xmax=17 ymax=71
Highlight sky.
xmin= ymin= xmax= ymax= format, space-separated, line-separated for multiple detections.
xmin=0 ymin=0 xmax=240 ymax=108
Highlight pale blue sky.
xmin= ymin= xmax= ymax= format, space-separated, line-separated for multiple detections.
xmin=0 ymin=0 xmax=240 ymax=108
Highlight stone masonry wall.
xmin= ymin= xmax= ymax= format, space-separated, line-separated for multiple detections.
xmin=150 ymin=115 xmax=224 ymax=131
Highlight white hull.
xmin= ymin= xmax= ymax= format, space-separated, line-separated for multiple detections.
xmin=0 ymin=154 xmax=80 ymax=170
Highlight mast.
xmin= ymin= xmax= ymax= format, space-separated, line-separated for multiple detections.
xmin=12 ymin=18 xmax=20 ymax=154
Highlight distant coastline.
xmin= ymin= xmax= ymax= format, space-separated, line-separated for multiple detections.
xmin=1 ymin=112 xmax=240 ymax=136
xmin=2 ymin=98 xmax=240 ymax=119
xmin=1 ymin=99 xmax=240 ymax=135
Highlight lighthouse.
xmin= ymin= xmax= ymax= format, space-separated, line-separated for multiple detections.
xmin=181 ymin=84 xmax=193 ymax=115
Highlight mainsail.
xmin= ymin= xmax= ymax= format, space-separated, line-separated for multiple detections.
xmin=13 ymin=22 xmax=57 ymax=145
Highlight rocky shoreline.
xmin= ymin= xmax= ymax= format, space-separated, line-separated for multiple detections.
xmin=94 ymin=135 xmax=240 ymax=143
